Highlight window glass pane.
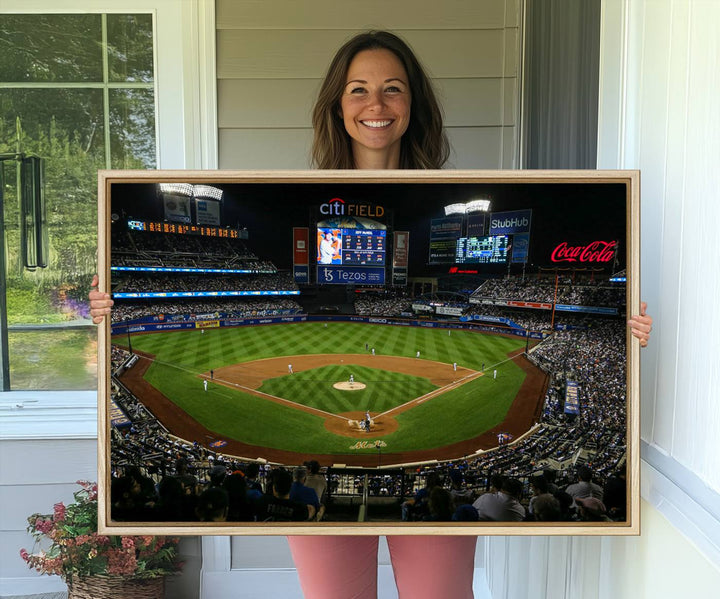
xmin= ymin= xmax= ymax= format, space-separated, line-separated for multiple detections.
xmin=2 ymin=89 xmax=103 ymax=390
xmin=0 ymin=14 xmax=103 ymax=82
xmin=8 ymin=329 xmax=97 ymax=390
xmin=110 ymin=88 xmax=157 ymax=168
xmin=1 ymin=88 xmax=105 ymax=279
xmin=1 ymin=13 xmax=157 ymax=390
xmin=107 ymin=14 xmax=155 ymax=83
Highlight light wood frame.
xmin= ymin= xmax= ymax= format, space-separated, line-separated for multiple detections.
xmin=97 ymin=169 xmax=640 ymax=536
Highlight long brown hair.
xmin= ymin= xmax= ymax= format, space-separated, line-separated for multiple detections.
xmin=311 ymin=31 xmax=449 ymax=170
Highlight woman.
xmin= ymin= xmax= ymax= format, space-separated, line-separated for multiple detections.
xmin=90 ymin=30 xmax=653 ymax=598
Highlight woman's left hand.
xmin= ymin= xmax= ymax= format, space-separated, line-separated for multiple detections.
xmin=628 ymin=301 xmax=652 ymax=347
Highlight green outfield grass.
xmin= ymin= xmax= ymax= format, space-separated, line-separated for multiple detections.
xmin=114 ymin=322 xmax=529 ymax=456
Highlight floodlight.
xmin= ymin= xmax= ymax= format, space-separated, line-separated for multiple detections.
xmin=444 ymin=203 xmax=466 ymax=216
xmin=194 ymin=185 xmax=223 ymax=201
xmin=159 ymin=183 xmax=193 ymax=196
xmin=466 ymin=199 xmax=491 ymax=213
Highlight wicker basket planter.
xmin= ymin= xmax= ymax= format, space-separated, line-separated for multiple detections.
xmin=67 ymin=575 xmax=165 ymax=599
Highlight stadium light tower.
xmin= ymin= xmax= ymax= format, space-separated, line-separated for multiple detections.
xmin=444 ymin=203 xmax=467 ymax=216
xmin=443 ymin=198 xmax=491 ymax=216
xmin=158 ymin=183 xmax=193 ymax=197
xmin=193 ymin=185 xmax=224 ymax=202
xmin=466 ymin=198 xmax=491 ymax=213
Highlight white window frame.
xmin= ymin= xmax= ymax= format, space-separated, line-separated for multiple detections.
xmin=0 ymin=0 xmax=217 ymax=436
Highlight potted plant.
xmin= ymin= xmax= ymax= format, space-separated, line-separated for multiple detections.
xmin=20 ymin=480 xmax=182 ymax=599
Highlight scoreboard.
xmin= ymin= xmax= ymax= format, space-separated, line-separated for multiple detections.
xmin=127 ymin=220 xmax=241 ymax=239
xmin=455 ymin=235 xmax=509 ymax=264
xmin=341 ymin=230 xmax=386 ymax=265
xmin=316 ymin=226 xmax=387 ymax=285
xmin=317 ymin=227 xmax=386 ymax=266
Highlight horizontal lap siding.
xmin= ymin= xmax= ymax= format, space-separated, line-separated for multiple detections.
xmin=216 ymin=0 xmax=521 ymax=169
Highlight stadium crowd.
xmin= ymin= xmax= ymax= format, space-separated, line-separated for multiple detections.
xmin=354 ymin=297 xmax=413 ymax=316
xmin=110 ymin=298 xmax=302 ymax=323
xmin=471 ymin=276 xmax=625 ymax=307
xmin=113 ymin=272 xmax=298 ymax=294
xmin=112 ymin=229 xmax=274 ymax=272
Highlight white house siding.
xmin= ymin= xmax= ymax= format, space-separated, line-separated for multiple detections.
xmin=215 ymin=0 xmax=521 ymax=169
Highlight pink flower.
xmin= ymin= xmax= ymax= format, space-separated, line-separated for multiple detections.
xmin=107 ymin=548 xmax=137 ymax=576
xmin=34 ymin=518 xmax=54 ymax=535
xmin=53 ymin=502 xmax=66 ymax=522
xmin=19 ymin=549 xmax=29 ymax=562
xmin=121 ymin=537 xmax=135 ymax=549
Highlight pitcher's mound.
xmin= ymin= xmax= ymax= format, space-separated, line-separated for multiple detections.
xmin=333 ymin=381 xmax=366 ymax=391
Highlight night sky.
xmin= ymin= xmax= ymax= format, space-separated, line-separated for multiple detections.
xmin=110 ymin=179 xmax=628 ymax=277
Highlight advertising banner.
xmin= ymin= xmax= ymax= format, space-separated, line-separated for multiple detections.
xmin=392 ymin=268 xmax=407 ymax=286
xmin=511 ymin=232 xmax=530 ymax=263
xmin=163 ymin=195 xmax=191 ymax=223
xmin=555 ymin=305 xmax=618 ymax=315
xmin=293 ymin=227 xmax=309 ymax=265
xmin=316 ymin=265 xmax=385 ymax=285
xmin=472 ymin=314 xmax=506 ymax=323
xmin=393 ymin=231 xmax=409 ymax=267
xmin=489 ymin=209 xmax=532 ymax=235
xmin=564 ymin=380 xmax=580 ymax=415
xmin=430 ymin=216 xmax=463 ymax=239
xmin=109 ymin=399 xmax=131 ymax=428
xmin=467 ymin=213 xmax=486 ymax=237
xmin=436 ymin=306 xmax=465 ymax=317
xmin=428 ymin=238 xmax=458 ymax=264
xmin=294 ymin=265 xmax=309 ymax=283
xmin=507 ymin=300 xmax=553 ymax=310
xmin=412 ymin=303 xmax=434 ymax=312
xmin=195 ymin=198 xmax=221 ymax=225
xmin=114 ymin=290 xmax=300 ymax=299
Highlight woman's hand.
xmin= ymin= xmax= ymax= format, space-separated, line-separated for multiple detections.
xmin=89 ymin=274 xmax=113 ymax=324
xmin=628 ymin=301 xmax=652 ymax=347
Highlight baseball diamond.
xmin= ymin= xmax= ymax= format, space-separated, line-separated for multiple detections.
xmin=115 ymin=321 xmax=548 ymax=467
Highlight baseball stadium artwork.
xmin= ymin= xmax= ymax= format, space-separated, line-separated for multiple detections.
xmin=97 ymin=170 xmax=640 ymax=536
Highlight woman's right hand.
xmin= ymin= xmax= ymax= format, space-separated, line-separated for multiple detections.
xmin=89 ymin=274 xmax=113 ymax=324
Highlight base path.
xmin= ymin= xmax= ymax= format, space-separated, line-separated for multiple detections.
xmin=118 ymin=350 xmax=547 ymax=467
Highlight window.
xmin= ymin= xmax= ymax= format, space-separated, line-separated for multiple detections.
xmin=0 ymin=13 xmax=156 ymax=390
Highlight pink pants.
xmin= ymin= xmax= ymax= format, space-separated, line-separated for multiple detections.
xmin=288 ymin=535 xmax=477 ymax=599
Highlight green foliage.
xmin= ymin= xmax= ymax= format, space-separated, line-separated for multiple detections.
xmin=9 ymin=329 xmax=97 ymax=390
xmin=20 ymin=481 xmax=182 ymax=582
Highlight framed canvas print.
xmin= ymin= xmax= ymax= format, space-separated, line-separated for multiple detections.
xmin=97 ymin=170 xmax=640 ymax=536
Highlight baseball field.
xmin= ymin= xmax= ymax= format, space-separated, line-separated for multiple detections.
xmin=114 ymin=322 xmax=547 ymax=466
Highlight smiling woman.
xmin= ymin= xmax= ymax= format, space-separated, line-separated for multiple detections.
xmin=311 ymin=30 xmax=448 ymax=170
xmin=340 ymin=48 xmax=412 ymax=169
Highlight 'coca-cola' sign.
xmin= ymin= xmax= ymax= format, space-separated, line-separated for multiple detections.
xmin=550 ymin=240 xmax=617 ymax=263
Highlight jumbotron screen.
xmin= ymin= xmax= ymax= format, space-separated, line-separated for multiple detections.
xmin=455 ymin=235 xmax=509 ymax=264
xmin=317 ymin=227 xmax=386 ymax=266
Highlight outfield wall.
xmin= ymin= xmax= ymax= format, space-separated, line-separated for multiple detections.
xmin=111 ymin=314 xmax=547 ymax=340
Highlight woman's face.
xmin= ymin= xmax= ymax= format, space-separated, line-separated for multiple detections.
xmin=340 ymin=49 xmax=411 ymax=167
